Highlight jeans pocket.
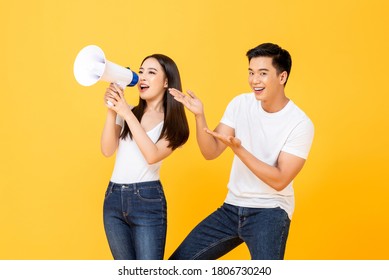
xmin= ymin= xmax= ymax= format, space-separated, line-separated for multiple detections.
xmin=104 ymin=186 xmax=112 ymax=200
xmin=136 ymin=187 xmax=163 ymax=202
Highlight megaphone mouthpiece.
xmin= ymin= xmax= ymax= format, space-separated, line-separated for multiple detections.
xmin=126 ymin=67 xmax=139 ymax=86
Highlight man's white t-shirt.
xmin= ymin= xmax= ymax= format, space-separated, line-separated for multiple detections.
xmin=220 ymin=93 xmax=314 ymax=219
xmin=110 ymin=115 xmax=164 ymax=184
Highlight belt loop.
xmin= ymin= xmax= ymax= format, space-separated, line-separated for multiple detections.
xmin=108 ymin=181 xmax=114 ymax=194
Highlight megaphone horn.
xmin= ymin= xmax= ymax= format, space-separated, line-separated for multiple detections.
xmin=73 ymin=45 xmax=139 ymax=88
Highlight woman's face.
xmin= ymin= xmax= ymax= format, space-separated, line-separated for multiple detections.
xmin=137 ymin=57 xmax=168 ymax=102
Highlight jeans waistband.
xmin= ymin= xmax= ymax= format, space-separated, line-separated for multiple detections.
xmin=108 ymin=180 xmax=162 ymax=192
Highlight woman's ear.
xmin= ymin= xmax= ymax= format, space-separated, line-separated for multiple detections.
xmin=164 ymin=79 xmax=168 ymax=88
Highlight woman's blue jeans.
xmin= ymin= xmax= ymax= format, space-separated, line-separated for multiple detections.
xmin=169 ymin=203 xmax=290 ymax=260
xmin=103 ymin=181 xmax=167 ymax=260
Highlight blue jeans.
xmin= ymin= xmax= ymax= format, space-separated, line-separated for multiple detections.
xmin=103 ymin=181 xmax=167 ymax=260
xmin=169 ymin=203 xmax=290 ymax=260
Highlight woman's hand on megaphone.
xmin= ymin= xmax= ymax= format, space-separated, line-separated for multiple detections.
xmin=104 ymin=83 xmax=117 ymax=109
xmin=105 ymin=83 xmax=133 ymax=118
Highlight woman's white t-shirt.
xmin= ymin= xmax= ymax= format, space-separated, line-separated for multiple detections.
xmin=110 ymin=115 xmax=164 ymax=184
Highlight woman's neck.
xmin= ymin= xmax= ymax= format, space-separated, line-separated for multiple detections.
xmin=145 ymin=98 xmax=164 ymax=113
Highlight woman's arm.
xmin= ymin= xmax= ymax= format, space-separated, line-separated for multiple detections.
xmin=101 ymin=85 xmax=122 ymax=157
xmin=124 ymin=113 xmax=173 ymax=164
xmin=106 ymin=84 xmax=173 ymax=164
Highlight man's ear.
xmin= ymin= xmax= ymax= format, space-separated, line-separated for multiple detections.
xmin=280 ymin=71 xmax=288 ymax=85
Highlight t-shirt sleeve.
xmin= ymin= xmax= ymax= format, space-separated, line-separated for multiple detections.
xmin=220 ymin=96 xmax=239 ymax=129
xmin=116 ymin=114 xmax=124 ymax=127
xmin=282 ymin=118 xmax=315 ymax=159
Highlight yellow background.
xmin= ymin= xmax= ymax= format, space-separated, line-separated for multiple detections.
xmin=1 ymin=0 xmax=388 ymax=260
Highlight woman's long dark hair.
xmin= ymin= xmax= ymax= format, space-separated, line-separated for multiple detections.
xmin=120 ymin=54 xmax=189 ymax=150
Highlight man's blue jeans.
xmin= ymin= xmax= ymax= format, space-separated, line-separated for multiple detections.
xmin=103 ymin=181 xmax=167 ymax=260
xmin=169 ymin=203 xmax=290 ymax=260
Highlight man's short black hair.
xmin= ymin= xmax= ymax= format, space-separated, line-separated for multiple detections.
xmin=246 ymin=43 xmax=292 ymax=84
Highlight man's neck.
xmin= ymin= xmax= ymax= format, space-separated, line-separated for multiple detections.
xmin=261 ymin=94 xmax=290 ymax=113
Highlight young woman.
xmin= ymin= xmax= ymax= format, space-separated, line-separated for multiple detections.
xmin=101 ymin=54 xmax=189 ymax=260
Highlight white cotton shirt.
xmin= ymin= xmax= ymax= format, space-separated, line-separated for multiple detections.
xmin=220 ymin=93 xmax=314 ymax=219
xmin=110 ymin=115 xmax=164 ymax=184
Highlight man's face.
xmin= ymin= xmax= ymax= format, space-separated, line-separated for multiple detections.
xmin=248 ymin=56 xmax=286 ymax=102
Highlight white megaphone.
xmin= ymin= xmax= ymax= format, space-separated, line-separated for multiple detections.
xmin=73 ymin=45 xmax=139 ymax=89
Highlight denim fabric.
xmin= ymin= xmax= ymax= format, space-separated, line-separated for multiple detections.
xmin=103 ymin=180 xmax=167 ymax=260
xmin=169 ymin=203 xmax=290 ymax=260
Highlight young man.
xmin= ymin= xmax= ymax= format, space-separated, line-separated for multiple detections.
xmin=169 ymin=43 xmax=314 ymax=260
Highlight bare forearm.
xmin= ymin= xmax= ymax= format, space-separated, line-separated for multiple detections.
xmin=123 ymin=113 xmax=168 ymax=164
xmin=195 ymin=114 xmax=221 ymax=160
xmin=101 ymin=110 xmax=120 ymax=157
xmin=233 ymin=146 xmax=288 ymax=191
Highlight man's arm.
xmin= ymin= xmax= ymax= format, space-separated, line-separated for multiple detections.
xmin=206 ymin=130 xmax=306 ymax=191
xmin=235 ymin=148 xmax=306 ymax=191
xmin=169 ymin=88 xmax=234 ymax=160
xmin=195 ymin=116 xmax=234 ymax=159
